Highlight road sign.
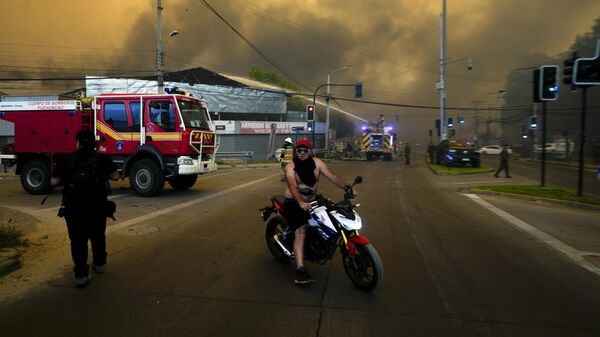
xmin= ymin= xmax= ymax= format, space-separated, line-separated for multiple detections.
xmin=444 ymin=152 xmax=456 ymax=162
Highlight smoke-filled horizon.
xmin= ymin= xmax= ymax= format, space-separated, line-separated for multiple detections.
xmin=1 ymin=0 xmax=599 ymax=144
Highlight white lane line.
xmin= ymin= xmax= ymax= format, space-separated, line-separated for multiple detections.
xmin=107 ymin=173 xmax=279 ymax=233
xmin=464 ymin=193 xmax=600 ymax=277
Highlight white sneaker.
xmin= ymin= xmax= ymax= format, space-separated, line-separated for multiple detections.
xmin=75 ymin=274 xmax=91 ymax=288
xmin=93 ymin=264 xmax=106 ymax=274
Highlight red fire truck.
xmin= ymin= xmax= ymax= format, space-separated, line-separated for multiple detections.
xmin=0 ymin=90 xmax=218 ymax=197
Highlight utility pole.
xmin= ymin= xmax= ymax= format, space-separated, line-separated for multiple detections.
xmin=439 ymin=0 xmax=447 ymax=141
xmin=156 ymin=0 xmax=164 ymax=94
xmin=473 ymin=100 xmax=480 ymax=147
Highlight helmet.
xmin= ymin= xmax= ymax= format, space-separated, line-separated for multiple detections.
xmin=284 ymin=137 xmax=293 ymax=144
xmin=296 ymin=139 xmax=313 ymax=149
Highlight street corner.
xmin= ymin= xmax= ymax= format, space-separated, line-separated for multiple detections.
xmin=0 ymin=248 xmax=21 ymax=277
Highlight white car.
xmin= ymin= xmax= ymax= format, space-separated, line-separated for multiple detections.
xmin=477 ymin=145 xmax=512 ymax=155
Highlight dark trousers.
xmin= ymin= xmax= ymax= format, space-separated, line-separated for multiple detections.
xmin=405 ymin=154 xmax=410 ymax=165
xmin=65 ymin=209 xmax=107 ymax=277
xmin=495 ymin=161 xmax=510 ymax=177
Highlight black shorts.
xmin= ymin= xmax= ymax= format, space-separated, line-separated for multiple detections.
xmin=283 ymin=198 xmax=310 ymax=231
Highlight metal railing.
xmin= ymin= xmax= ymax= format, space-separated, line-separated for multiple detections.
xmin=215 ymin=151 xmax=254 ymax=166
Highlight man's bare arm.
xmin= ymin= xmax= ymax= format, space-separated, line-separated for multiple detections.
xmin=315 ymin=158 xmax=348 ymax=190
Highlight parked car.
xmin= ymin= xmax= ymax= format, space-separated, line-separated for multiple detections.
xmin=534 ymin=142 xmax=573 ymax=159
xmin=436 ymin=139 xmax=480 ymax=167
xmin=477 ymin=145 xmax=513 ymax=155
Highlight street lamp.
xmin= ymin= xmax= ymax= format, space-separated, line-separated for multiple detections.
xmin=325 ymin=64 xmax=351 ymax=158
xmin=157 ymin=29 xmax=180 ymax=94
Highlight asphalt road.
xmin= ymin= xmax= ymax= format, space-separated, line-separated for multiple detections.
xmin=1 ymin=160 xmax=599 ymax=337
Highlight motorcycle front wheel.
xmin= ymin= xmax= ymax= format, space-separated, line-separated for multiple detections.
xmin=342 ymin=243 xmax=383 ymax=291
xmin=265 ymin=215 xmax=293 ymax=264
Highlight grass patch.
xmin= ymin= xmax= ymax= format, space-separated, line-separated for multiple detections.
xmin=470 ymin=185 xmax=600 ymax=206
xmin=0 ymin=218 xmax=27 ymax=249
xmin=430 ymin=164 xmax=492 ymax=175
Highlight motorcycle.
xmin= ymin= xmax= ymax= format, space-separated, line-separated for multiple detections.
xmin=259 ymin=176 xmax=383 ymax=291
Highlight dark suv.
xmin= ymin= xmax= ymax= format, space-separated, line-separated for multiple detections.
xmin=435 ymin=139 xmax=480 ymax=167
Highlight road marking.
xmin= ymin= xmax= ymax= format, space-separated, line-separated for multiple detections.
xmin=464 ymin=193 xmax=600 ymax=278
xmin=107 ymin=173 xmax=279 ymax=233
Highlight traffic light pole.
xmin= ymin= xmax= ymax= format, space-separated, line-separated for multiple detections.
xmin=577 ymin=86 xmax=589 ymax=197
xmin=540 ymin=101 xmax=547 ymax=187
xmin=312 ymin=83 xmax=360 ymax=156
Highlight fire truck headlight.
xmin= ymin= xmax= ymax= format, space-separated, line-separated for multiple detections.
xmin=177 ymin=157 xmax=194 ymax=165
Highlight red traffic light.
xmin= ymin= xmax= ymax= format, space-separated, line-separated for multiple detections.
xmin=306 ymin=105 xmax=315 ymax=121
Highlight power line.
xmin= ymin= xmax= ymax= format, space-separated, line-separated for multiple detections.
xmin=198 ymin=0 xmax=307 ymax=91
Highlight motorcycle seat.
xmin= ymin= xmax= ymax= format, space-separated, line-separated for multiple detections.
xmin=271 ymin=195 xmax=286 ymax=210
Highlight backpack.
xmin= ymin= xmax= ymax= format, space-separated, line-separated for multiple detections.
xmin=66 ymin=152 xmax=101 ymax=199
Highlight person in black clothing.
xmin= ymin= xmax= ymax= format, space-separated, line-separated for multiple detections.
xmin=404 ymin=142 xmax=411 ymax=165
xmin=427 ymin=141 xmax=435 ymax=164
xmin=494 ymin=144 xmax=512 ymax=178
xmin=51 ymin=130 xmax=120 ymax=287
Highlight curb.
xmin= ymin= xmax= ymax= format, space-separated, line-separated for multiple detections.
xmin=0 ymin=248 xmax=21 ymax=277
xmin=426 ymin=160 xmax=494 ymax=176
xmin=467 ymin=188 xmax=600 ymax=211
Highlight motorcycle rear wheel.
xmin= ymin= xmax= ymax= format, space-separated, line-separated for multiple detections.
xmin=265 ymin=215 xmax=293 ymax=264
xmin=342 ymin=243 xmax=383 ymax=291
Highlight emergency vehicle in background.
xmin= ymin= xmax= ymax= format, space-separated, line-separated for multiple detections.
xmin=0 ymin=88 xmax=218 ymax=197
xmin=360 ymin=116 xmax=397 ymax=161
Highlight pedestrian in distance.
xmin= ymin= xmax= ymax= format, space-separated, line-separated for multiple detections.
xmin=51 ymin=130 xmax=120 ymax=288
xmin=427 ymin=141 xmax=435 ymax=164
xmin=283 ymin=139 xmax=356 ymax=285
xmin=494 ymin=144 xmax=512 ymax=178
xmin=404 ymin=142 xmax=411 ymax=165
xmin=279 ymin=137 xmax=294 ymax=182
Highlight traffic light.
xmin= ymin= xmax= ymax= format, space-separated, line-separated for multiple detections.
xmin=307 ymin=121 xmax=313 ymax=133
xmin=306 ymin=105 xmax=315 ymax=121
xmin=354 ymin=82 xmax=363 ymax=98
xmin=574 ymin=40 xmax=600 ymax=86
xmin=541 ymin=65 xmax=559 ymax=101
xmin=530 ymin=116 xmax=538 ymax=129
xmin=458 ymin=116 xmax=465 ymax=124
xmin=563 ymin=51 xmax=578 ymax=90
xmin=521 ymin=125 xmax=528 ymax=139
xmin=447 ymin=117 xmax=453 ymax=129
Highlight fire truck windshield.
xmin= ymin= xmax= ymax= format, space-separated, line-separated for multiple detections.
xmin=177 ymin=99 xmax=210 ymax=130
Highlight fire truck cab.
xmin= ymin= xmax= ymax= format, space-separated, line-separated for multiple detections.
xmin=0 ymin=90 xmax=218 ymax=197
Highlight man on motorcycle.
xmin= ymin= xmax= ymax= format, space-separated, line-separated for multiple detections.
xmin=283 ymin=138 xmax=356 ymax=285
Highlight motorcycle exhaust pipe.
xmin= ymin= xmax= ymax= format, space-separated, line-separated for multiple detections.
xmin=272 ymin=234 xmax=294 ymax=258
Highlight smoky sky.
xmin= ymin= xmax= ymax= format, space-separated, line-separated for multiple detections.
xmin=1 ymin=0 xmax=599 ymax=143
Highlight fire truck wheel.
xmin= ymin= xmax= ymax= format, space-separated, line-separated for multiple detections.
xmin=130 ymin=159 xmax=165 ymax=197
xmin=21 ymin=159 xmax=52 ymax=195
xmin=168 ymin=174 xmax=198 ymax=190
